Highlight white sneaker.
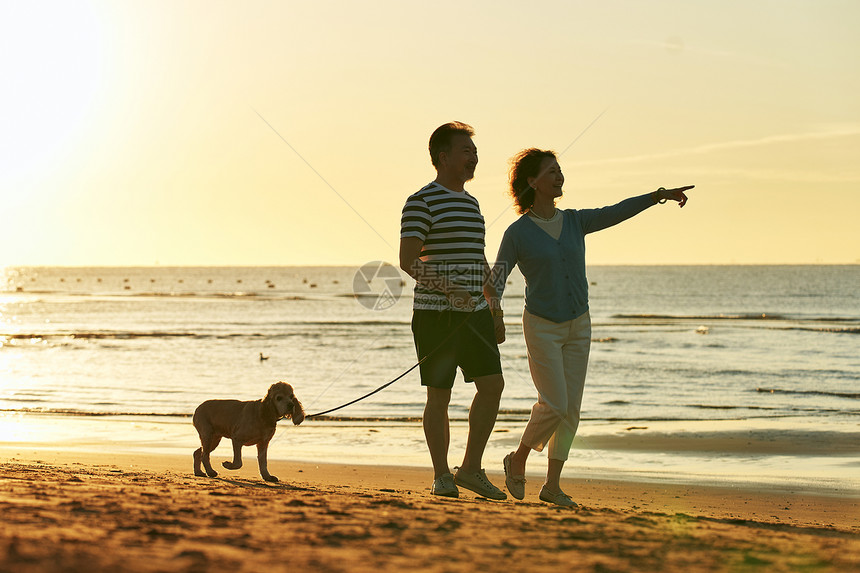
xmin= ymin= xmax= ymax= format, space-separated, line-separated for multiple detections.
xmin=454 ymin=468 xmax=507 ymax=500
xmin=431 ymin=473 xmax=459 ymax=498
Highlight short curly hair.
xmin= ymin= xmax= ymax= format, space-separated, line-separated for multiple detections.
xmin=509 ymin=148 xmax=557 ymax=214
xmin=429 ymin=122 xmax=475 ymax=168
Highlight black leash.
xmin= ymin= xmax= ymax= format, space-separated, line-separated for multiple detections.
xmin=306 ymin=360 xmax=422 ymax=418
xmin=305 ymin=309 xmax=478 ymax=419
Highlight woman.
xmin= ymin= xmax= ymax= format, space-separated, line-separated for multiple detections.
xmin=491 ymin=148 xmax=692 ymax=507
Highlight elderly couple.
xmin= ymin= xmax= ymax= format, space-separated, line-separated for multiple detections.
xmin=399 ymin=122 xmax=693 ymax=506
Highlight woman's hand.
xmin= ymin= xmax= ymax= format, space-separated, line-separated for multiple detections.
xmin=655 ymin=185 xmax=694 ymax=207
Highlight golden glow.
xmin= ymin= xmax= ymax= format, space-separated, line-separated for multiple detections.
xmin=1 ymin=1 xmax=858 ymax=266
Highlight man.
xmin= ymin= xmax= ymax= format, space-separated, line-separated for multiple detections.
xmin=399 ymin=121 xmax=506 ymax=500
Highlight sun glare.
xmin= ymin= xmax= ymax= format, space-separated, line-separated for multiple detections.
xmin=0 ymin=2 xmax=104 ymax=183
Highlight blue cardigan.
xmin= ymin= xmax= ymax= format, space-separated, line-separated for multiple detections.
xmin=492 ymin=193 xmax=655 ymax=323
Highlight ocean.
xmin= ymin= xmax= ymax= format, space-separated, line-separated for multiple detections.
xmin=1 ymin=265 xmax=858 ymax=489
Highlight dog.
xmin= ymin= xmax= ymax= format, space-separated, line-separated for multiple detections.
xmin=193 ymin=381 xmax=304 ymax=482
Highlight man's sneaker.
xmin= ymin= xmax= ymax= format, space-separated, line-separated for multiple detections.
xmin=453 ymin=468 xmax=507 ymax=500
xmin=503 ymin=452 xmax=526 ymax=500
xmin=431 ymin=473 xmax=459 ymax=498
xmin=539 ymin=485 xmax=578 ymax=508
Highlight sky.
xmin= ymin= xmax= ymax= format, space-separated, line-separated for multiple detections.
xmin=1 ymin=0 xmax=858 ymax=267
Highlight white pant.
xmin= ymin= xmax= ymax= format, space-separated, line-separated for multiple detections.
xmin=520 ymin=309 xmax=591 ymax=461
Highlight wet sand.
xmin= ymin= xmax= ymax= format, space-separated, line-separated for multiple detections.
xmin=5 ymin=413 xmax=859 ymax=488
xmin=1 ymin=449 xmax=858 ymax=573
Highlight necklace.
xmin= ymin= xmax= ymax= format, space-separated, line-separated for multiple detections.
xmin=529 ymin=207 xmax=557 ymax=221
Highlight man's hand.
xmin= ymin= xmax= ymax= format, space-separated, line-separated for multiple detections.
xmin=446 ymin=286 xmax=476 ymax=311
xmin=493 ymin=315 xmax=505 ymax=344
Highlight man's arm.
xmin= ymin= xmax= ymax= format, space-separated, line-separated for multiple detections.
xmin=399 ymin=237 xmax=474 ymax=310
xmin=399 ymin=237 xmax=425 ymax=280
xmin=400 ymin=237 xmax=443 ymax=290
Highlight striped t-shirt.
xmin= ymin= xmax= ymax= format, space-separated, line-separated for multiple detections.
xmin=400 ymin=181 xmax=488 ymax=312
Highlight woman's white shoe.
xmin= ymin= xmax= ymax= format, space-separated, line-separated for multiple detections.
xmin=503 ymin=453 xmax=526 ymax=500
xmin=539 ymin=485 xmax=577 ymax=508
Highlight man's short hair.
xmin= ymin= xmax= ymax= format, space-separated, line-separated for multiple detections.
xmin=428 ymin=122 xmax=475 ymax=168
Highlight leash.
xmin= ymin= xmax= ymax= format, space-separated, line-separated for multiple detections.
xmin=304 ymin=307 xmax=480 ymax=419
xmin=306 ymin=360 xmax=421 ymax=418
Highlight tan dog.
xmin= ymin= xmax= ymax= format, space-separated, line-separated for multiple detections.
xmin=193 ymin=381 xmax=304 ymax=482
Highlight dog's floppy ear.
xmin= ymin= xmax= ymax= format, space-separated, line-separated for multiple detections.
xmin=290 ymin=396 xmax=305 ymax=426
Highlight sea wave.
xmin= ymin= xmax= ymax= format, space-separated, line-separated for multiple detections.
xmin=0 ymin=408 xmax=191 ymax=417
xmin=6 ymin=406 xmax=855 ymax=425
xmin=755 ymin=388 xmax=860 ymax=400
xmin=612 ymin=313 xmax=857 ymax=322
xmin=610 ymin=313 xmax=859 ymax=333
xmin=0 ymin=289 xmax=346 ymax=301
xmin=775 ymin=326 xmax=860 ymax=334
xmin=0 ymin=408 xmax=459 ymax=423
xmin=0 ymin=331 xmax=197 ymax=341
xmin=0 ymin=323 xmax=412 ymax=343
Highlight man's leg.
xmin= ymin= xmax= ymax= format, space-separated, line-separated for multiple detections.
xmin=459 ymin=373 xmax=504 ymax=473
xmin=424 ymin=386 xmax=452 ymax=478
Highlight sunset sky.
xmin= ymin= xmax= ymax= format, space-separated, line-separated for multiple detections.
xmin=2 ymin=0 xmax=858 ymax=266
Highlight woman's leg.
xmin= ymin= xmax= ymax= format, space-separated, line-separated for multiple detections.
xmin=509 ymin=441 xmax=532 ymax=476
xmin=544 ymin=311 xmax=592 ymax=492
xmin=545 ymin=458 xmax=565 ymax=491
xmin=515 ymin=310 xmax=569 ymax=474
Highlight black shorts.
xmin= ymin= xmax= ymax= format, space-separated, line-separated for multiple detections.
xmin=411 ymin=307 xmax=502 ymax=389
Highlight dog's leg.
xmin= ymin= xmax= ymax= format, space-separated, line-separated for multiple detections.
xmin=201 ymin=435 xmax=221 ymax=478
xmin=222 ymin=439 xmax=244 ymax=471
xmin=193 ymin=447 xmax=206 ymax=477
xmin=257 ymin=441 xmax=278 ymax=483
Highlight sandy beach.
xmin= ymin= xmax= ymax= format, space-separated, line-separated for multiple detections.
xmin=1 ymin=447 xmax=857 ymax=573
